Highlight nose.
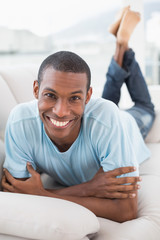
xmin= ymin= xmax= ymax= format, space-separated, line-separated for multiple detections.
xmin=53 ymin=99 xmax=69 ymax=118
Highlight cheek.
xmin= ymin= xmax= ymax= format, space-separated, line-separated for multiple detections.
xmin=73 ymin=103 xmax=85 ymax=116
xmin=38 ymin=97 xmax=54 ymax=111
xmin=38 ymin=99 xmax=45 ymax=112
xmin=38 ymin=100 xmax=50 ymax=116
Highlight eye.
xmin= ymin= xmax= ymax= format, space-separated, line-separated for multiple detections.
xmin=44 ymin=93 xmax=57 ymax=99
xmin=70 ymin=96 xmax=81 ymax=102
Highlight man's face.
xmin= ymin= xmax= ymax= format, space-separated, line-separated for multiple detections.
xmin=33 ymin=68 xmax=92 ymax=147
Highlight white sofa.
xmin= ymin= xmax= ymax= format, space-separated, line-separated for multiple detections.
xmin=0 ymin=64 xmax=160 ymax=240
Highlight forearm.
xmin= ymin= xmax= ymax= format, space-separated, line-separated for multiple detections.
xmin=47 ymin=182 xmax=90 ymax=197
xmin=2 ymin=166 xmax=138 ymax=222
xmin=46 ymin=178 xmax=138 ymax=199
xmin=42 ymin=188 xmax=138 ymax=222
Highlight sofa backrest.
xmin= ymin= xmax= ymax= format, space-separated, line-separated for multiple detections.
xmin=1 ymin=64 xmax=160 ymax=142
xmin=0 ymin=64 xmax=38 ymax=139
xmin=119 ymin=84 xmax=160 ymax=111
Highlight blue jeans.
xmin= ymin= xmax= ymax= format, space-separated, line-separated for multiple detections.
xmin=102 ymin=49 xmax=155 ymax=139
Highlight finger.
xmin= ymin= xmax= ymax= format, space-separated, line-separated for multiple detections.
xmin=130 ymin=181 xmax=141 ymax=189
xmin=1 ymin=174 xmax=8 ymax=185
xmin=1 ymin=175 xmax=6 ymax=188
xmin=2 ymin=183 xmax=15 ymax=192
xmin=107 ymin=166 xmax=137 ymax=177
xmin=106 ymin=183 xmax=140 ymax=192
xmin=101 ymin=191 xmax=137 ymax=199
xmin=3 ymin=189 xmax=10 ymax=192
xmin=2 ymin=174 xmax=6 ymax=182
xmin=1 ymin=175 xmax=15 ymax=192
xmin=26 ymin=162 xmax=36 ymax=175
xmin=4 ymin=169 xmax=16 ymax=185
xmin=97 ymin=167 xmax=104 ymax=174
xmin=113 ymin=176 xmax=142 ymax=185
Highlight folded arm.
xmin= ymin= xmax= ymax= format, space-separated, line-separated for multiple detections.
xmin=51 ymin=166 xmax=140 ymax=198
xmin=44 ymin=188 xmax=138 ymax=223
xmin=2 ymin=163 xmax=139 ymax=222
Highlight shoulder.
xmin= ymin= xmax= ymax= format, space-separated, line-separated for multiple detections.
xmin=85 ymin=97 xmax=118 ymax=112
xmin=81 ymin=98 xmax=120 ymax=146
xmin=6 ymin=100 xmax=41 ymax=140
xmin=84 ymin=98 xmax=120 ymax=127
xmin=8 ymin=100 xmax=39 ymax=124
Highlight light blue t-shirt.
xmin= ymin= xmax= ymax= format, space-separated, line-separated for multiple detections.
xmin=4 ymin=98 xmax=150 ymax=186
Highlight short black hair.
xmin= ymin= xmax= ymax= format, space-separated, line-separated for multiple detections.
xmin=37 ymin=51 xmax=91 ymax=91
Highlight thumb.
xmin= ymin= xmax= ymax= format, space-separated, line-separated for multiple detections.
xmin=26 ymin=162 xmax=36 ymax=175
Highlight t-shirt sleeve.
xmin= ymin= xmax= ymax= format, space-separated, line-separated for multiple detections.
xmin=96 ymin=109 xmax=140 ymax=178
xmin=3 ymin=118 xmax=36 ymax=178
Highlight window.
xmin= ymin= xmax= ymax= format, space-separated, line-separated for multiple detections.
xmin=0 ymin=0 xmax=122 ymax=97
xmin=144 ymin=0 xmax=160 ymax=85
xmin=0 ymin=0 xmax=159 ymax=98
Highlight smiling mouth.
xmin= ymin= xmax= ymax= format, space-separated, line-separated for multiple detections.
xmin=48 ymin=117 xmax=71 ymax=128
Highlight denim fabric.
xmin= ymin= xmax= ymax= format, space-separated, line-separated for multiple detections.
xmin=102 ymin=49 xmax=155 ymax=139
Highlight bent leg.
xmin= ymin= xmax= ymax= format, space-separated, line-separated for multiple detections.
xmin=123 ymin=49 xmax=155 ymax=115
xmin=102 ymin=8 xmax=140 ymax=106
xmin=102 ymin=6 xmax=155 ymax=138
xmin=102 ymin=43 xmax=129 ymax=105
xmin=102 ymin=59 xmax=127 ymax=105
xmin=123 ymin=49 xmax=155 ymax=138
xmin=126 ymin=107 xmax=155 ymax=139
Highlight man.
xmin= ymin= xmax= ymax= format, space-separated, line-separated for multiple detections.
xmin=2 ymin=7 xmax=154 ymax=223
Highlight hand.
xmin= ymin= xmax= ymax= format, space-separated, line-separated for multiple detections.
xmin=87 ymin=166 xmax=141 ymax=199
xmin=2 ymin=163 xmax=45 ymax=196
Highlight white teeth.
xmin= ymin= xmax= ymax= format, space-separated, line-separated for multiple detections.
xmin=50 ymin=118 xmax=69 ymax=127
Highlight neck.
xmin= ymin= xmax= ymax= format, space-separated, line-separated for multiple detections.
xmin=54 ymin=142 xmax=72 ymax=152
xmin=45 ymin=119 xmax=82 ymax=152
xmin=51 ymin=126 xmax=81 ymax=152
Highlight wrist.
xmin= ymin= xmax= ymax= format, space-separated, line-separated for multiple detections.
xmin=82 ymin=181 xmax=93 ymax=197
xmin=38 ymin=188 xmax=53 ymax=197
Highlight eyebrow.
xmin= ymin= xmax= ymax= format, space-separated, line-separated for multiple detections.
xmin=71 ymin=90 xmax=83 ymax=94
xmin=43 ymin=88 xmax=83 ymax=95
xmin=43 ymin=88 xmax=56 ymax=93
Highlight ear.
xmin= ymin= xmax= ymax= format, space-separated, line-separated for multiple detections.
xmin=85 ymin=87 xmax=92 ymax=104
xmin=33 ymin=80 xmax=39 ymax=99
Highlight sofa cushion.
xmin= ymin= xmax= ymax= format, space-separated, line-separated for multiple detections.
xmin=0 ymin=234 xmax=27 ymax=240
xmin=140 ymin=143 xmax=160 ymax=176
xmin=95 ymin=174 xmax=160 ymax=240
xmin=0 ymin=65 xmax=38 ymax=103
xmin=0 ymin=75 xmax=17 ymax=139
xmin=0 ymin=192 xmax=99 ymax=240
xmin=0 ymin=139 xmax=5 ymax=161
xmin=0 ymin=139 xmax=5 ymax=190
xmin=145 ymin=111 xmax=160 ymax=143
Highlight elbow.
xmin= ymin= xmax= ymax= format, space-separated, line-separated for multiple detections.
xmin=120 ymin=204 xmax=137 ymax=223
xmin=128 ymin=200 xmax=138 ymax=221
xmin=114 ymin=192 xmax=138 ymax=223
xmin=118 ymin=195 xmax=138 ymax=223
